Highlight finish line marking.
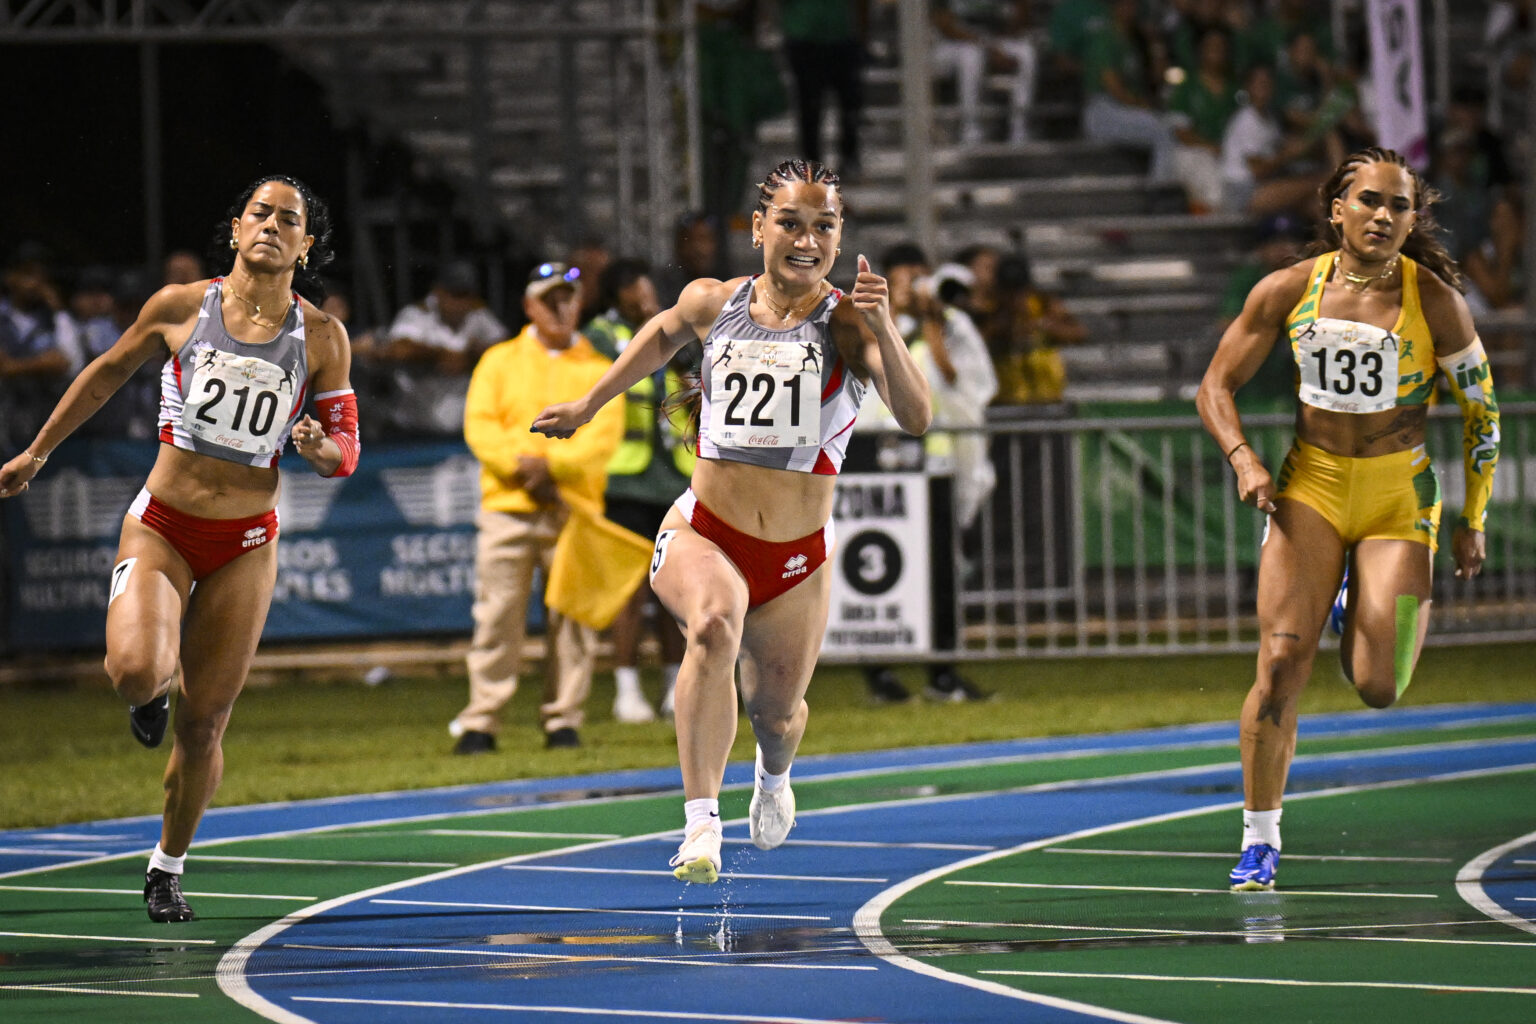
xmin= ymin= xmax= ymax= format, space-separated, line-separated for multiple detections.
xmin=944 ymin=879 xmax=1437 ymax=899
xmin=371 ymin=898 xmax=830 ymax=922
xmin=978 ymin=969 xmax=1536 ymax=996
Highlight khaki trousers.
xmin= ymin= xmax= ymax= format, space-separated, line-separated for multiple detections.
xmin=454 ymin=506 xmax=597 ymax=736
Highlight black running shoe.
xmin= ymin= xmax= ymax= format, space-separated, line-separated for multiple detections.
xmin=544 ymin=726 xmax=581 ymax=749
xmin=452 ymin=730 xmax=496 ymax=755
xmin=143 ymin=868 xmax=195 ymax=923
xmin=129 ymin=694 xmax=170 ymax=748
xmin=924 ymin=670 xmax=992 ymax=703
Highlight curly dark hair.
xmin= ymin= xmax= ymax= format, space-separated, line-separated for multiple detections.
xmin=208 ymin=174 xmax=336 ymax=305
xmin=1304 ymin=146 xmax=1464 ymax=292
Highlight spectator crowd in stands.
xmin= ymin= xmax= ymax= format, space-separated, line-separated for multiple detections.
xmin=1 ymin=0 xmax=1530 ymax=735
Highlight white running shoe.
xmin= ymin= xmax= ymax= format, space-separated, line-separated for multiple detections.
xmin=669 ymin=825 xmax=722 ymax=883
xmin=749 ymin=777 xmax=796 ymax=850
xmin=612 ymin=690 xmax=657 ymax=724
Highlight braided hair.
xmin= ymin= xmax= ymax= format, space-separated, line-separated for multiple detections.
xmin=754 ymin=158 xmax=844 ymax=217
xmin=209 ymin=174 xmax=336 ymax=305
xmin=1305 ymin=146 xmax=1464 ymax=292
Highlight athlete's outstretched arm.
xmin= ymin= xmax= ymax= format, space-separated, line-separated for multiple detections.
xmin=0 ymin=283 xmax=197 ymax=497
xmin=1196 ymin=266 xmax=1306 ymax=513
xmin=847 ymin=254 xmax=931 ymax=435
xmin=532 ymin=278 xmax=725 ymax=438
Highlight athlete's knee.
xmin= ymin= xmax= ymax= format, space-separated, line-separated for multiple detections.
xmin=746 ymin=698 xmax=805 ymax=741
xmin=1354 ymin=676 xmax=1398 ymax=709
xmin=172 ymin=706 xmax=232 ymax=757
xmin=684 ymin=604 xmax=743 ymax=657
xmin=105 ymin=647 xmax=176 ymax=705
xmin=1256 ymin=632 xmax=1314 ymax=692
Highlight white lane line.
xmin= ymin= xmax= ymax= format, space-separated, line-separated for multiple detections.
xmin=901 ymin=918 xmax=1536 ymax=948
xmin=418 ymin=829 xmax=622 ymax=840
xmin=280 ymin=942 xmax=875 ymax=972
xmin=196 ymin=855 xmax=458 ymax=868
xmin=1457 ymin=827 xmax=1536 ymax=937
xmin=370 ymin=897 xmax=829 ymax=922
xmin=0 ymin=884 xmax=313 ymax=902
xmin=978 ymin=969 xmax=1536 ymax=996
xmin=0 ymin=984 xmax=199 ymax=999
xmin=0 ymin=930 xmax=218 ymax=945
xmin=1517 ymin=860 xmax=1536 ymax=866
xmin=0 ymin=846 xmax=117 ymax=857
xmin=294 ymin=995 xmax=863 ymax=1022
xmin=24 ymin=833 xmax=137 ymax=842
xmin=1044 ymin=847 xmax=1454 ymax=863
xmin=721 ymin=837 xmax=994 ymax=851
xmin=944 ymin=879 xmax=1437 ymax=899
xmin=501 ymin=864 xmax=887 ymax=884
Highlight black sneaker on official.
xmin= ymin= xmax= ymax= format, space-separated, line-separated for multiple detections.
xmin=452 ymin=730 xmax=496 ymax=755
xmin=144 ymin=868 xmax=195 ymax=923
xmin=865 ymin=668 xmax=912 ymax=705
xmin=924 ymin=670 xmax=992 ymax=703
xmin=544 ymin=726 xmax=580 ymax=749
xmin=129 ymin=694 xmax=170 ymax=748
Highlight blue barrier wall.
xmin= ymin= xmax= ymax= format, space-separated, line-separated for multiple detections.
xmin=0 ymin=440 xmax=510 ymax=652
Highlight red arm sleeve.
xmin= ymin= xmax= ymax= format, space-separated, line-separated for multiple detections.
xmin=314 ymin=389 xmax=360 ymax=478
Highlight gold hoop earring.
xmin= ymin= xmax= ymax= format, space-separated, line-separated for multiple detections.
xmin=300 ymin=252 xmax=309 ymax=269
xmin=229 ymin=237 xmax=238 ymax=250
xmin=752 ymin=237 xmax=762 ymax=249
xmin=835 ymin=247 xmax=842 ymax=255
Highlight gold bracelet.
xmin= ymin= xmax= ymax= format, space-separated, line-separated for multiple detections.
xmin=24 ymin=450 xmax=48 ymax=465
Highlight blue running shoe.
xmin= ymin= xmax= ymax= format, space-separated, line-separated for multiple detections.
xmin=1229 ymin=843 xmax=1279 ymax=891
xmin=1327 ymin=567 xmax=1349 ymax=637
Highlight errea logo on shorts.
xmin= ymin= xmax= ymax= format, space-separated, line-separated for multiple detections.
xmin=242 ymin=525 xmax=269 ymax=549
xmin=781 ymin=553 xmax=809 ymax=579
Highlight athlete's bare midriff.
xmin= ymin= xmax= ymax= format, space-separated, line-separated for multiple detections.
xmin=1295 ymin=403 xmax=1429 ymax=459
xmin=690 ymin=457 xmax=835 ymax=541
xmin=143 ymin=444 xmax=281 ymax=519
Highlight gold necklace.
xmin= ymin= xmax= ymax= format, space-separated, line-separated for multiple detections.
xmin=756 ymin=279 xmax=823 ymax=325
xmin=227 ymin=284 xmax=292 ymax=330
xmin=1337 ymin=255 xmax=1399 ymax=293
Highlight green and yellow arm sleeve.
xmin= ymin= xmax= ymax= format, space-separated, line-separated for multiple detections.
xmin=1436 ymin=337 xmax=1500 ymax=532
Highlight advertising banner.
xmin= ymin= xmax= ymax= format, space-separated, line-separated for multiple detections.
xmin=2 ymin=440 xmax=487 ymax=651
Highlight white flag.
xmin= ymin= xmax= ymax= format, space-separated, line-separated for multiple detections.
xmin=1367 ymin=0 xmax=1428 ymax=167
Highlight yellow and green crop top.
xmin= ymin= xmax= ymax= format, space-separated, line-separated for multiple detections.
xmin=1285 ymin=252 xmax=1437 ymax=411
xmin=1283 ymin=251 xmax=1500 ymax=532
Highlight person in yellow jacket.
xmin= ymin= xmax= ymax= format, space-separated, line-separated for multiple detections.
xmin=448 ymin=262 xmax=624 ymax=753
xmin=583 ymin=259 xmax=697 ymax=723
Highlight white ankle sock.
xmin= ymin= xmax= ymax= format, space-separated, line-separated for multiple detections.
xmin=683 ymin=798 xmax=721 ymax=835
xmin=149 ymin=843 xmax=185 ymax=875
xmin=1241 ymin=808 xmax=1282 ymax=851
xmin=755 ymin=746 xmax=790 ymax=793
xmin=614 ymin=666 xmax=643 ymax=698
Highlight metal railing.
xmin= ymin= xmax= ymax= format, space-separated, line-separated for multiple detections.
xmin=948 ymin=402 xmax=1536 ymax=658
